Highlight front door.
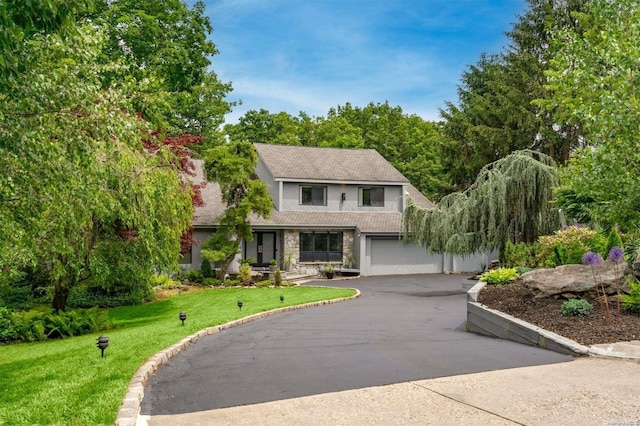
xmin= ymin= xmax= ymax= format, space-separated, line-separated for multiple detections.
xmin=245 ymin=232 xmax=276 ymax=266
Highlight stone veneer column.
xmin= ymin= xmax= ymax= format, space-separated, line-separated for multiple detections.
xmin=283 ymin=230 xmax=299 ymax=269
xmin=343 ymin=230 xmax=354 ymax=262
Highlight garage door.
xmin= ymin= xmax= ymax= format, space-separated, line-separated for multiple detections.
xmin=369 ymin=238 xmax=443 ymax=275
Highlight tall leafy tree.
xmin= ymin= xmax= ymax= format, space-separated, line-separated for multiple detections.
xmin=1 ymin=3 xmax=195 ymax=310
xmin=544 ymin=0 xmax=640 ymax=230
xmin=224 ymin=109 xmax=301 ymax=145
xmin=328 ymin=102 xmax=450 ymax=200
xmin=440 ymin=0 xmax=586 ymax=189
xmin=201 ymin=143 xmax=273 ymax=280
xmin=93 ymin=0 xmax=232 ymax=141
xmin=314 ymin=116 xmax=364 ymax=149
xmin=0 ymin=0 xmax=92 ymax=78
xmin=225 ymin=103 xmax=450 ymax=200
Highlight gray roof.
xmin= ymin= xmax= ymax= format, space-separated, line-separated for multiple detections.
xmin=254 ymin=143 xmax=409 ymax=183
xmin=191 ymin=156 xmax=435 ymax=232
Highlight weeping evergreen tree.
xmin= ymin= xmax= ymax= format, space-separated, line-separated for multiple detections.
xmin=403 ymin=150 xmax=559 ymax=255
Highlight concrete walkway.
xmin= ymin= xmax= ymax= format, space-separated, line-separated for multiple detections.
xmin=144 ymin=357 xmax=640 ymax=425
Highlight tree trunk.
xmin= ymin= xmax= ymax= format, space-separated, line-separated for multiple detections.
xmin=218 ymin=255 xmax=235 ymax=281
xmin=52 ymin=281 xmax=69 ymax=312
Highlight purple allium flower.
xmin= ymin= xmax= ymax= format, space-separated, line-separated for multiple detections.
xmin=582 ymin=251 xmax=603 ymax=266
xmin=607 ymin=246 xmax=624 ymax=263
xmin=561 ymin=225 xmax=568 ymax=231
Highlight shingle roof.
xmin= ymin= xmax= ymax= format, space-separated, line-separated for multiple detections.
xmin=191 ymin=157 xmax=435 ymax=232
xmin=249 ymin=211 xmax=403 ymax=233
xmin=254 ymin=143 xmax=409 ymax=183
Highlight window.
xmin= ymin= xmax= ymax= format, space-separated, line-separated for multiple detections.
xmin=359 ymin=187 xmax=384 ymax=207
xmin=300 ymin=232 xmax=343 ymax=262
xmin=300 ymin=185 xmax=327 ymax=205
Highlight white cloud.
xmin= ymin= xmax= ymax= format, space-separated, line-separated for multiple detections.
xmin=196 ymin=0 xmax=525 ymax=124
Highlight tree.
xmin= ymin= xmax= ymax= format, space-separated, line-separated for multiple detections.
xmin=314 ymin=116 xmax=364 ymax=149
xmin=201 ymin=142 xmax=272 ymax=280
xmin=225 ymin=103 xmax=450 ymax=200
xmin=543 ymin=0 xmax=640 ymax=230
xmin=403 ymin=150 xmax=559 ymax=256
xmin=224 ymin=109 xmax=301 ymax=145
xmin=1 ymin=4 xmax=195 ymax=310
xmin=93 ymin=0 xmax=232 ymax=141
xmin=0 ymin=0 xmax=92 ymax=78
xmin=440 ymin=0 xmax=586 ymax=189
xmin=328 ymin=102 xmax=450 ymax=200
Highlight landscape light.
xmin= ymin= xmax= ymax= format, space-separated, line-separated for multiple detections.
xmin=96 ymin=335 xmax=109 ymax=358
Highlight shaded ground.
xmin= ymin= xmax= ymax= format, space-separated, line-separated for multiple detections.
xmin=478 ymin=280 xmax=640 ymax=346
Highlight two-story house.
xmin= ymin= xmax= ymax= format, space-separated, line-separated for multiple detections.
xmin=186 ymin=143 xmax=492 ymax=276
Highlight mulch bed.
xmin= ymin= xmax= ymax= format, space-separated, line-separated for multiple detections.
xmin=477 ymin=279 xmax=640 ymax=346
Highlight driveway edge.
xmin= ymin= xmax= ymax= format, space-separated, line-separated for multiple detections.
xmin=114 ymin=288 xmax=361 ymax=426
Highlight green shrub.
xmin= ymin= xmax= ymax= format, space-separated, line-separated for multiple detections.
xmin=10 ymin=310 xmax=46 ymax=342
xmin=185 ymin=269 xmax=203 ymax=283
xmin=0 ymin=284 xmax=33 ymax=310
xmin=514 ymin=266 xmax=532 ymax=275
xmin=203 ymin=277 xmax=221 ymax=286
xmin=6 ymin=308 xmax=111 ymax=342
xmin=0 ymin=307 xmax=18 ymax=342
xmin=274 ymin=268 xmax=283 ymax=286
xmin=222 ymin=279 xmax=240 ymax=287
xmin=479 ymin=268 xmax=520 ymax=285
xmin=605 ymin=228 xmax=624 ymax=260
xmin=537 ymin=226 xmax=606 ymax=267
xmin=67 ymin=281 xmax=153 ymax=308
xmin=238 ymin=263 xmax=252 ymax=285
xmin=560 ymin=299 xmax=593 ymax=316
xmin=255 ymin=280 xmax=272 ymax=288
xmin=0 ymin=267 xmax=50 ymax=310
xmin=622 ymin=279 xmax=640 ymax=313
xmin=127 ymin=281 xmax=155 ymax=305
xmin=150 ymin=275 xmax=182 ymax=289
xmin=201 ymin=259 xmax=214 ymax=279
xmin=503 ymin=241 xmax=538 ymax=268
xmin=68 ymin=286 xmax=131 ymax=308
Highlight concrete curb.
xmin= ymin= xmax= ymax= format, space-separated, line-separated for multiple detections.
xmin=114 ymin=288 xmax=361 ymax=426
xmin=466 ymin=281 xmax=640 ymax=360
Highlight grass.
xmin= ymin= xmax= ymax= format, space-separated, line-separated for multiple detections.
xmin=0 ymin=286 xmax=356 ymax=425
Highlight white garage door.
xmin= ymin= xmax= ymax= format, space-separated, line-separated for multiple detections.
xmin=369 ymin=238 xmax=443 ymax=275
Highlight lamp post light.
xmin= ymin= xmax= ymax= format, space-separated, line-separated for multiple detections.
xmin=179 ymin=311 xmax=187 ymax=325
xmin=237 ymin=300 xmax=243 ymax=310
xmin=96 ymin=335 xmax=109 ymax=358
xmin=280 ymin=295 xmax=284 ymax=303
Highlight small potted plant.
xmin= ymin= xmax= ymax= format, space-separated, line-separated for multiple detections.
xmin=269 ymin=259 xmax=277 ymax=272
xmin=325 ymin=262 xmax=334 ymax=279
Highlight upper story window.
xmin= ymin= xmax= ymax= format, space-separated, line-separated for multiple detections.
xmin=300 ymin=185 xmax=327 ymax=206
xmin=359 ymin=187 xmax=384 ymax=207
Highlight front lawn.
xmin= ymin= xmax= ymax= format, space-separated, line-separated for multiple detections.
xmin=0 ymin=286 xmax=356 ymax=425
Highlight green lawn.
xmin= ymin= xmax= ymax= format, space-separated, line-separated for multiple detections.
xmin=0 ymin=286 xmax=356 ymax=425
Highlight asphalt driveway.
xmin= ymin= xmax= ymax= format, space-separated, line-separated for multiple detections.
xmin=140 ymin=274 xmax=572 ymax=416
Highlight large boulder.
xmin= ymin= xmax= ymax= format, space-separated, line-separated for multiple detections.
xmin=521 ymin=262 xmax=629 ymax=299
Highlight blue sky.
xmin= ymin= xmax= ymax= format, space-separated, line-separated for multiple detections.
xmin=193 ymin=0 xmax=526 ymax=124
